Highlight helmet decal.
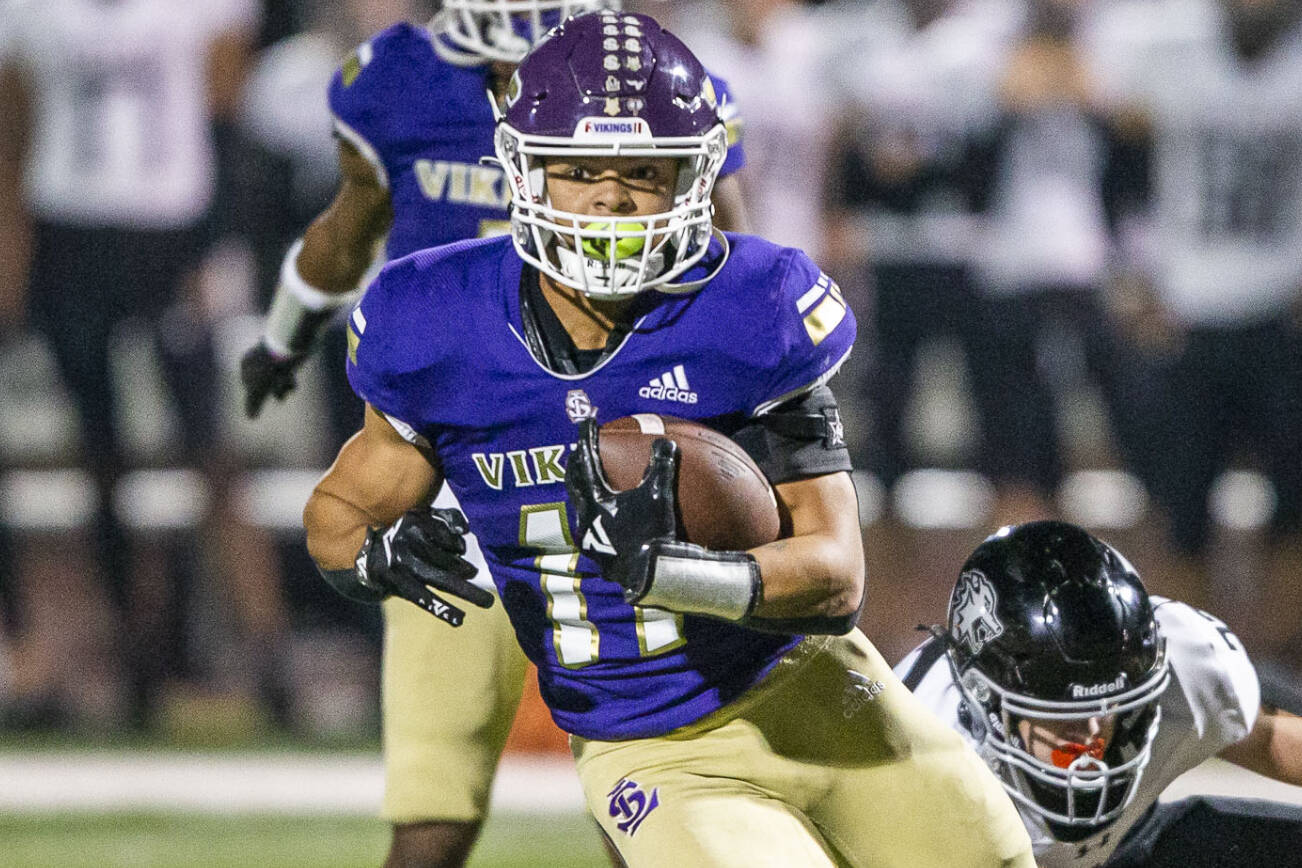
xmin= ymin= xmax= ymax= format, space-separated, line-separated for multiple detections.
xmin=951 ymin=570 xmax=1005 ymax=655
xmin=701 ymin=76 xmax=718 ymax=110
xmin=1069 ymin=673 xmax=1129 ymax=699
xmin=505 ymin=70 xmax=522 ymax=108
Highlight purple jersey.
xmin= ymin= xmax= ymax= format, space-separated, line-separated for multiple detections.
xmin=346 ymin=234 xmax=855 ymax=740
xmin=328 ymin=23 xmax=747 ymax=261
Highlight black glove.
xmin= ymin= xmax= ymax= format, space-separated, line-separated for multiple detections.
xmin=566 ymin=419 xmax=761 ymax=621
xmin=319 ymin=506 xmax=494 ymax=627
xmin=240 ymin=341 xmax=306 ymax=419
xmin=565 ymin=417 xmax=680 ymax=597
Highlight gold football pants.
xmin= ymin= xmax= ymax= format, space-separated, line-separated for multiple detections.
xmin=572 ymin=629 xmax=1034 ymax=867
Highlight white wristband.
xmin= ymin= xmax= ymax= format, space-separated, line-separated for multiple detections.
xmin=263 ymin=239 xmax=358 ymax=357
xmin=640 ymin=549 xmax=760 ymax=622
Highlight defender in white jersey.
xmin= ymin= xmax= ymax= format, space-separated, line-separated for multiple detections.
xmin=897 ymin=521 xmax=1302 ymax=867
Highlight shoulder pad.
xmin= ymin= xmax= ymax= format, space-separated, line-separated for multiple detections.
xmin=328 ymin=24 xmax=443 ymax=166
xmin=1154 ymin=598 xmax=1260 ymax=747
xmin=749 ymin=245 xmax=855 ymax=415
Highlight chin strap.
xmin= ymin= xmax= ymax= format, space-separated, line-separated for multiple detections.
xmin=657 ymin=229 xmax=731 ymax=295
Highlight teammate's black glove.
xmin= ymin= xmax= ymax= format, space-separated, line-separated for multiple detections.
xmin=240 ymin=341 xmax=306 ymax=419
xmin=318 ymin=506 xmax=494 ymax=627
xmin=566 ymin=418 xmax=761 ymax=621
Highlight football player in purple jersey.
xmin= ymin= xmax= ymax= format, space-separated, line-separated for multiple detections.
xmin=237 ymin=2 xmax=748 ymax=865
xmin=303 ymin=12 xmax=1034 ymax=866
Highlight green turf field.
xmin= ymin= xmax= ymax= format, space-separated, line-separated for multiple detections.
xmin=0 ymin=811 xmax=610 ymax=868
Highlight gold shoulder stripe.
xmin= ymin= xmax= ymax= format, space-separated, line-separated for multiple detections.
xmin=803 ymin=295 xmax=847 ymax=347
xmin=342 ymin=53 xmax=362 ymax=87
xmin=346 ymin=323 xmax=360 ymax=363
xmin=725 ymin=117 xmax=743 ymax=147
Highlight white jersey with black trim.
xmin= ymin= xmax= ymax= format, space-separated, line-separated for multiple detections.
xmin=895 ymin=596 xmax=1260 ymax=867
xmin=1083 ymin=0 xmax=1302 ymax=325
xmin=1 ymin=0 xmax=258 ymax=228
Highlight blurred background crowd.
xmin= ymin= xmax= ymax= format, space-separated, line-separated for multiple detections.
xmin=0 ymin=0 xmax=1298 ymax=747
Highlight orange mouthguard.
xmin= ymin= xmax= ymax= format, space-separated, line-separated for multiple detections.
xmin=1051 ymin=738 xmax=1106 ymax=769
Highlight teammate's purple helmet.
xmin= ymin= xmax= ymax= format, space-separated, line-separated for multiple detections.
xmin=432 ymin=0 xmax=617 ymax=66
xmin=494 ymin=11 xmax=729 ymax=298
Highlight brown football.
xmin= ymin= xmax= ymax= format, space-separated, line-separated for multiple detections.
xmin=597 ymin=414 xmax=781 ymax=551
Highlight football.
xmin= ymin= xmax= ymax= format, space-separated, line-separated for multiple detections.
xmin=597 ymin=414 xmax=781 ymax=551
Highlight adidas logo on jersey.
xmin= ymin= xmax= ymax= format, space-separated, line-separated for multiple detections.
xmin=639 ymin=365 xmax=698 ymax=404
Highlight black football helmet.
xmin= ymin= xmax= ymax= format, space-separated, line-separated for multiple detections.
xmin=943 ymin=521 xmax=1169 ymax=834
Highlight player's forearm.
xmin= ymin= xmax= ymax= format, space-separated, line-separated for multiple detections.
xmin=744 ymin=472 xmax=865 ymax=631
xmin=259 ymin=190 xmax=390 ymax=358
xmin=297 ymin=191 xmax=390 ymax=295
xmin=1222 ymin=709 xmax=1302 ymax=786
xmin=748 ymin=532 xmax=865 ymax=631
xmin=305 ymin=410 xmax=442 ymax=569
xmin=303 ymin=487 xmax=373 ymax=570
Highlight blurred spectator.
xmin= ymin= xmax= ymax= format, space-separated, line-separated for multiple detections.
xmin=0 ymin=0 xmax=290 ymax=731
xmin=236 ymin=4 xmax=363 ymax=450
xmin=822 ymin=0 xmax=1030 ymax=517
xmin=1086 ymin=0 xmax=1302 ymax=652
xmin=962 ymin=0 xmax=1164 ymax=514
xmin=664 ymin=0 xmax=854 ymax=257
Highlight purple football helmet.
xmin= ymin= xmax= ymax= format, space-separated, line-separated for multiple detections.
xmin=431 ymin=0 xmax=618 ymax=66
xmin=493 ymin=10 xmax=729 ymax=298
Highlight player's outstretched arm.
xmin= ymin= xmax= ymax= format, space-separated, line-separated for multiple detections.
xmin=240 ymin=141 xmax=393 ymax=417
xmin=1219 ymin=708 xmax=1302 ymax=786
xmin=304 ymin=406 xmax=491 ymax=626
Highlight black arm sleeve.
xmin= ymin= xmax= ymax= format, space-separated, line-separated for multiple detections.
xmin=731 ymin=384 xmax=853 ymax=485
xmin=725 ymin=386 xmax=858 ymax=636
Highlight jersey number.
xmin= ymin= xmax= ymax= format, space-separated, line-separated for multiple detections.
xmin=1195 ymin=607 xmax=1241 ymax=652
xmin=1198 ymin=132 xmax=1301 ymax=242
xmin=520 ymin=503 xmax=684 ymax=668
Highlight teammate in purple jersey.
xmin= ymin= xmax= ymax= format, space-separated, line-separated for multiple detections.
xmin=304 ymin=12 xmax=1035 ymax=866
xmin=236 ymin=4 xmax=748 ymax=866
